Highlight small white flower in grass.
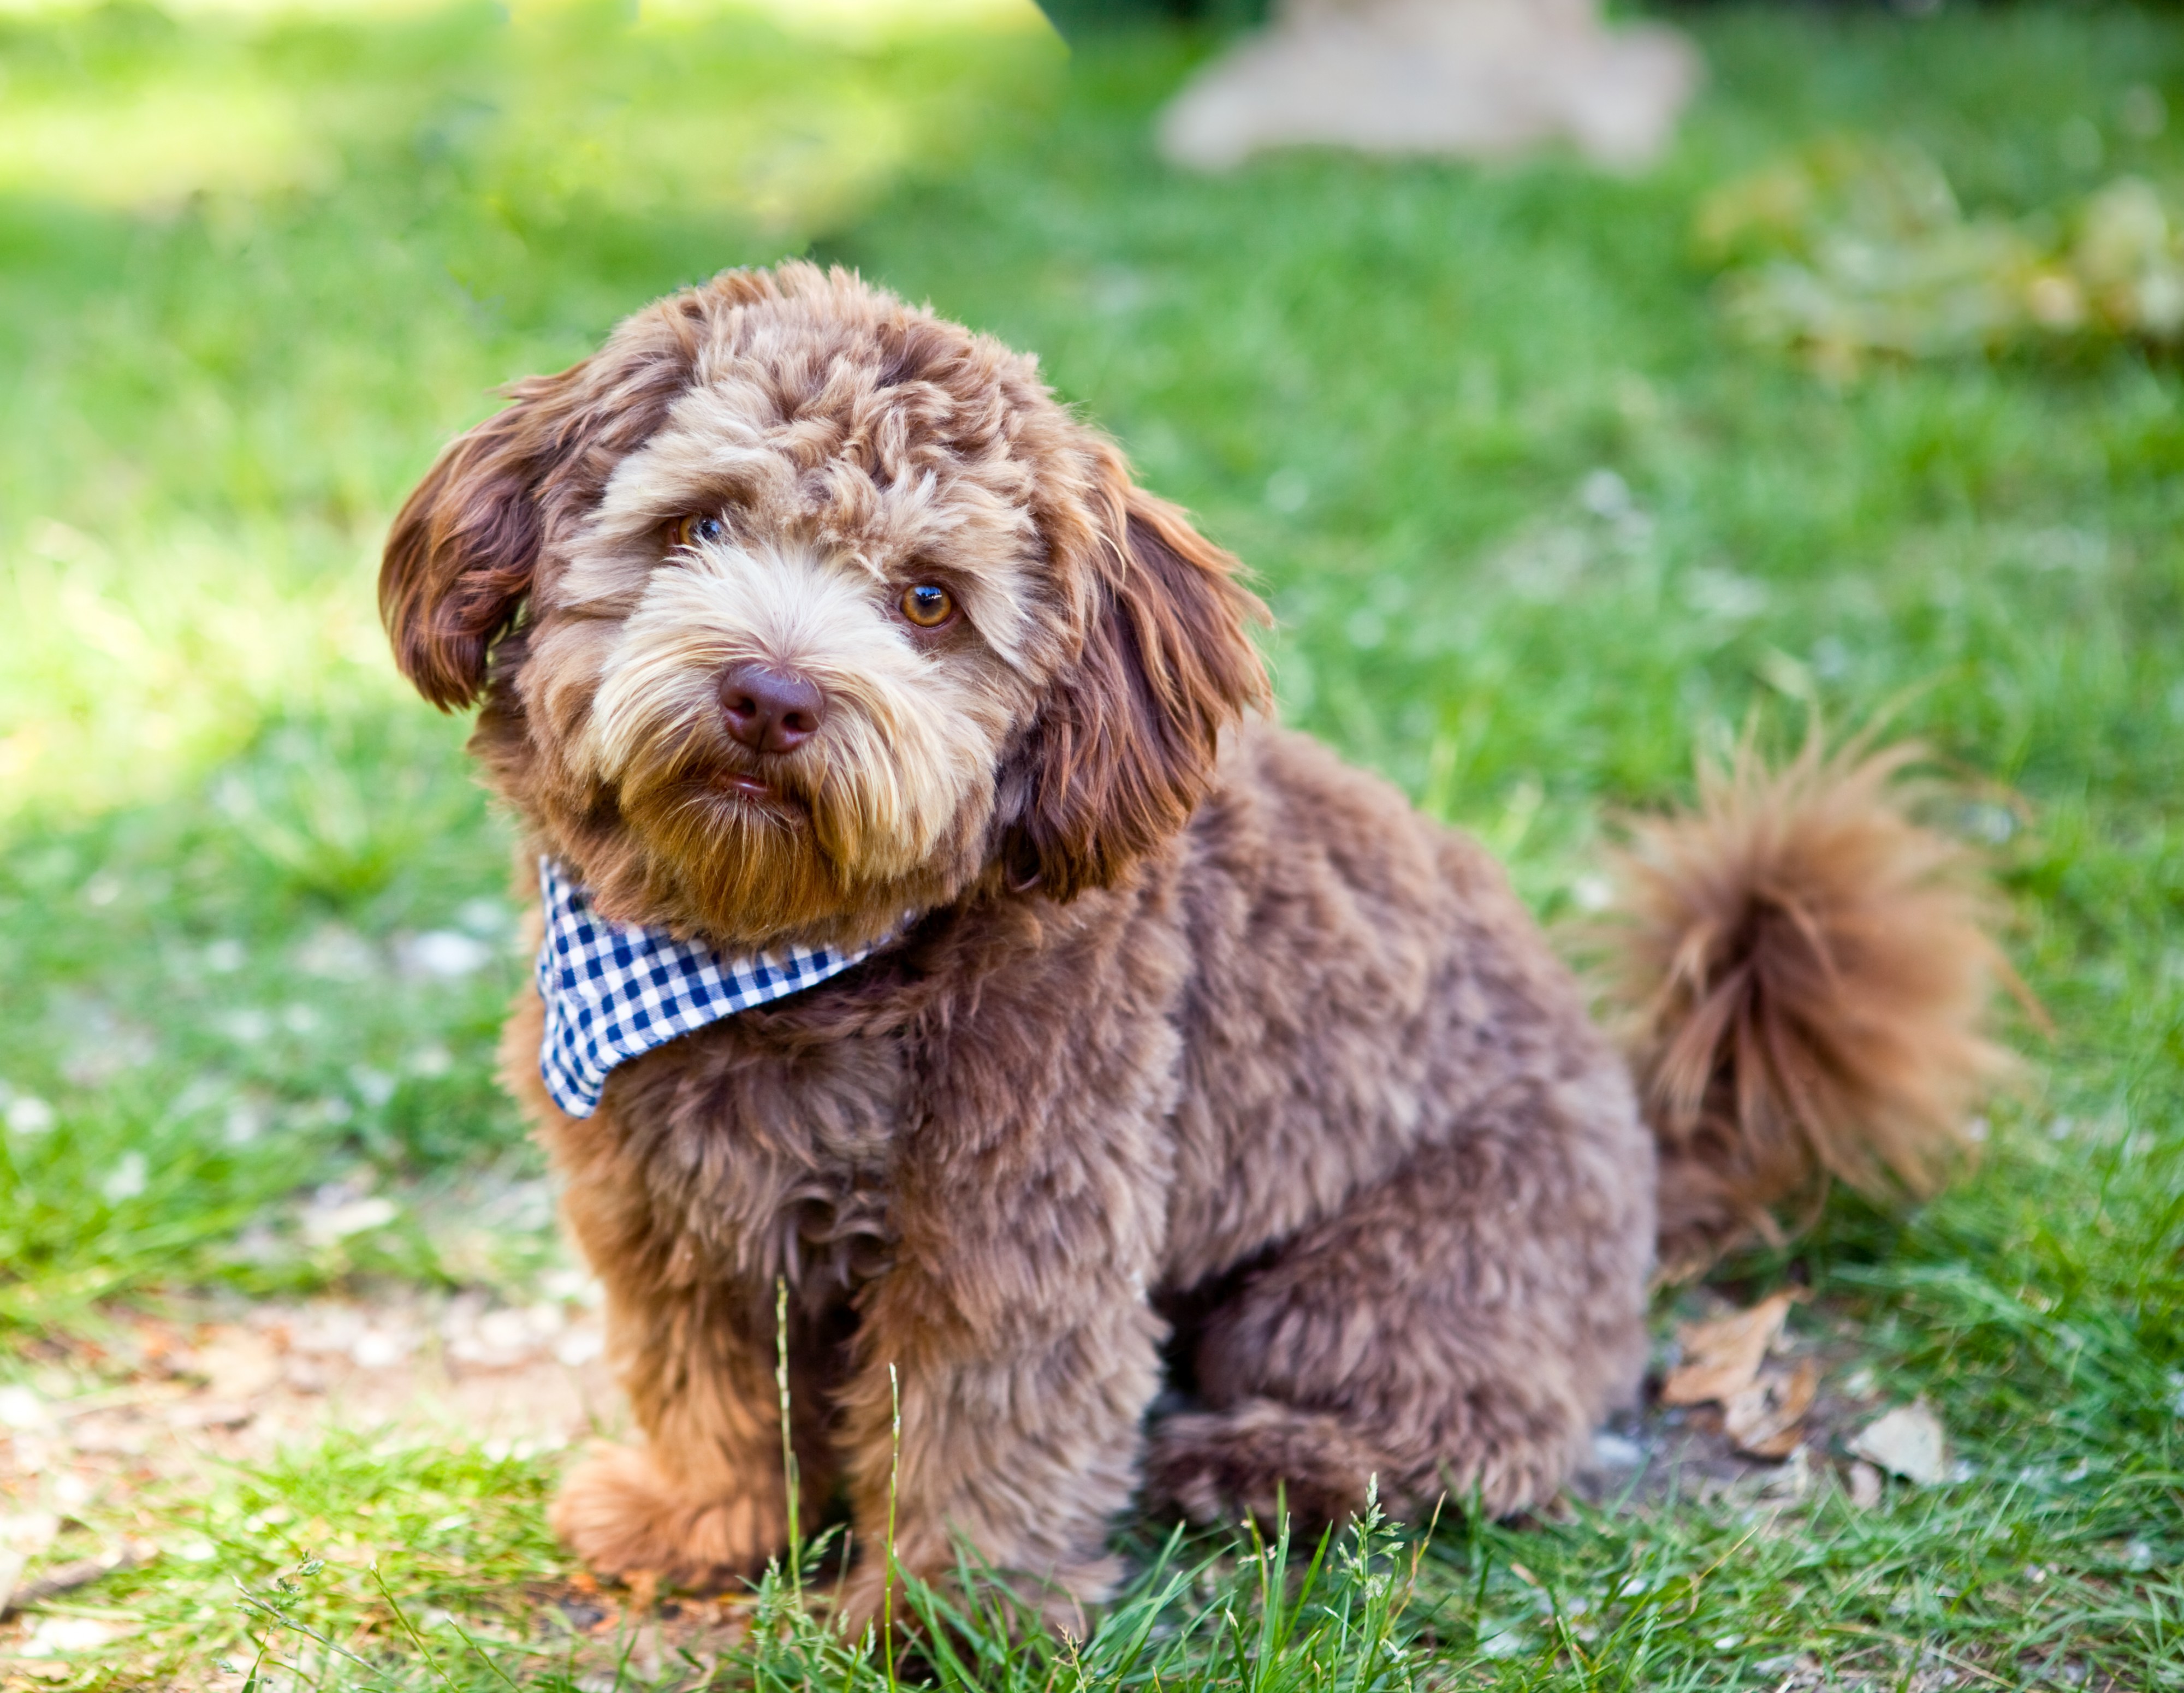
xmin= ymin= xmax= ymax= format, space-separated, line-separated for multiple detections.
xmin=169 ymin=1074 xmax=224 ymax=1118
xmin=348 ymin=1066 xmax=396 ymax=1108
xmin=294 ymin=924 xmax=376 ymax=981
xmin=218 ymin=1009 xmax=272 ymax=1044
xmin=5 ymin=1096 xmax=55 ymax=1136
xmin=554 ymin=1328 xmax=605 ymax=1368
xmin=0 ymin=1511 xmax=58 ymax=1554
xmin=476 ymin=1308 xmax=540 ymax=1355
xmin=223 ymin=1100 xmax=269 ymax=1147
xmin=456 ymin=898 xmax=511 ymax=937
xmin=301 ymin=1195 xmax=397 ymax=1248
xmin=1579 ymin=468 xmax=1633 ymax=521
xmin=1682 ymin=566 xmax=1768 ymax=622
xmin=282 ymin=1004 xmax=321 ymax=1034
xmin=1570 ymin=874 xmax=1615 ymax=914
xmin=203 ymin=938 xmax=246 ymax=974
xmin=405 ymin=1043 xmax=453 ymax=1078
xmin=174 ymin=1537 xmax=216 ymax=1562
xmin=349 ymin=1327 xmax=412 ymax=1369
xmin=20 ymin=1615 xmax=114 ymax=1657
xmin=538 ymin=1267 xmax=602 ymax=1305
xmin=1961 ymin=803 xmax=2018 ymax=845
xmin=0 ymin=1386 xmax=52 ymax=1433
xmin=402 ymin=930 xmax=493 ymax=979
xmin=103 ymin=1151 xmax=148 ymax=1203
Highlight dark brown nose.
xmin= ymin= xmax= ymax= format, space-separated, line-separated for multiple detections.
xmin=720 ymin=664 xmax=824 ymax=755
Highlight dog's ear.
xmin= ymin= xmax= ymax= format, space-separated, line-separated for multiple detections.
xmin=1013 ymin=455 xmax=1271 ymax=898
xmin=380 ymin=312 xmax=702 ymax=710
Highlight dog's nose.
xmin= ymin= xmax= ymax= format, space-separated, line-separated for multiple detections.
xmin=720 ymin=664 xmax=824 ymax=755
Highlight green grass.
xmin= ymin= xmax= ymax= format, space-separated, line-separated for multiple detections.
xmin=3 ymin=1 xmax=2182 ymax=1686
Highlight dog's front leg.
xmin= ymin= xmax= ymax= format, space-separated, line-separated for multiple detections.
xmin=541 ymin=1108 xmax=792 ymax=1586
xmin=834 ymin=1054 xmax=1174 ymax=1638
xmin=550 ymin=1274 xmax=792 ymax=1585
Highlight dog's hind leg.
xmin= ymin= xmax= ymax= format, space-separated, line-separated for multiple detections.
xmin=1146 ymin=1068 xmax=1654 ymax=1528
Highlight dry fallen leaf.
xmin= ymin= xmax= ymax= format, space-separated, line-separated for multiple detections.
xmin=1848 ymin=1399 xmax=1949 ymax=1484
xmin=1725 ymin=1357 xmax=1820 ymax=1459
xmin=1661 ymin=1293 xmax=1793 ymax=1407
xmin=1760 ymin=1443 xmax=1814 ymax=1501
xmin=16 ymin=1612 xmax=116 ymax=1658
xmin=185 ymin=1330 xmax=283 ymax=1400
xmin=1660 ymin=1293 xmax=1822 ymax=1460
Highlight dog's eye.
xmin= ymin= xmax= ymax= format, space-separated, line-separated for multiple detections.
xmin=899 ymin=584 xmax=955 ymax=628
xmin=670 ymin=514 xmax=725 ymax=549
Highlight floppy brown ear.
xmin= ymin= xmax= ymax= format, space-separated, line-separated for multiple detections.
xmin=1012 ymin=459 xmax=1271 ymax=898
xmin=379 ymin=306 xmax=704 ymax=710
xmin=379 ymin=370 xmax=579 ymax=710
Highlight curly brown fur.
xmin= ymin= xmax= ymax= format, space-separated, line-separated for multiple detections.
xmin=379 ymin=262 xmax=2009 ymax=1630
xmin=1606 ymin=731 xmax=2019 ymax=1276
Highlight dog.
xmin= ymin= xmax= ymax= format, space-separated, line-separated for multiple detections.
xmin=379 ymin=262 xmax=2008 ymax=1631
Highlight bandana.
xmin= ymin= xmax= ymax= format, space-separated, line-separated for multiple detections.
xmin=535 ymin=857 xmax=888 ymax=1117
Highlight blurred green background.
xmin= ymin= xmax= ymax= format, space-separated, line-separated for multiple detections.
xmin=2 ymin=0 xmax=2182 ymax=1683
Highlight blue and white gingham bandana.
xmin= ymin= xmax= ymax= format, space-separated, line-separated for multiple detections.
xmin=535 ymin=857 xmax=887 ymax=1117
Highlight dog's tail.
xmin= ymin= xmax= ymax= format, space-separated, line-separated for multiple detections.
xmin=1600 ymin=730 xmax=2022 ymax=1277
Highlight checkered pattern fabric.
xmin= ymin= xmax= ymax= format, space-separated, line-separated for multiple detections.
xmin=535 ymin=857 xmax=887 ymax=1118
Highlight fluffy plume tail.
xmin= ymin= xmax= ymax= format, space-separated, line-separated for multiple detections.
xmin=1604 ymin=730 xmax=2022 ymax=1278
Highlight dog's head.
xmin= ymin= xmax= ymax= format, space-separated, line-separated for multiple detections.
xmin=382 ymin=264 xmax=1268 ymax=949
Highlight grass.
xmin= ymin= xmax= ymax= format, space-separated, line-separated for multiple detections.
xmin=2 ymin=0 xmax=2182 ymax=1686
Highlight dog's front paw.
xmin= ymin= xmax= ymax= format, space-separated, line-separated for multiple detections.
xmin=832 ymin=1551 xmax=1114 ymax=1645
xmin=550 ymin=1443 xmax=785 ymax=1585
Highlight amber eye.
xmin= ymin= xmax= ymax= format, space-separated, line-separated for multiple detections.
xmin=900 ymin=584 xmax=954 ymax=628
xmin=670 ymin=513 xmax=726 ymax=549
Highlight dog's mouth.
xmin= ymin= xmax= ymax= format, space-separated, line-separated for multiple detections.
xmin=713 ymin=768 xmax=810 ymax=818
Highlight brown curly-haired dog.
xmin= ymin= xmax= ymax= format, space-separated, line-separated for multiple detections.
xmin=381 ymin=263 xmax=2009 ymax=1631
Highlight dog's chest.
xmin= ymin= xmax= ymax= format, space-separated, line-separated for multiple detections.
xmin=613 ymin=1011 xmax=911 ymax=1293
